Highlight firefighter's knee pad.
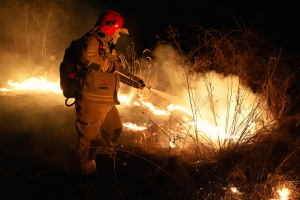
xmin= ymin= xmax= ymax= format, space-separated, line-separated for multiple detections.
xmin=76 ymin=116 xmax=101 ymax=139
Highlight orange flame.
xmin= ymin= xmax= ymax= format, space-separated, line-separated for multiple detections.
xmin=1 ymin=77 xmax=61 ymax=94
xmin=278 ymin=188 xmax=290 ymax=200
xmin=1 ymin=75 xmax=266 ymax=146
xmin=123 ymin=122 xmax=147 ymax=131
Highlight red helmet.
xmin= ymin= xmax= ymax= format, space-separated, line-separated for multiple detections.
xmin=95 ymin=11 xmax=125 ymax=36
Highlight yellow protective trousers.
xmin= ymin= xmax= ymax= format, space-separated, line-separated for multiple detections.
xmin=75 ymin=101 xmax=122 ymax=174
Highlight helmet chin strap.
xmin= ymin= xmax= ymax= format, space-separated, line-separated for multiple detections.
xmin=111 ymin=28 xmax=129 ymax=44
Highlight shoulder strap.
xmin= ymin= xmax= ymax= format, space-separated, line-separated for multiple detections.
xmin=89 ymin=34 xmax=105 ymax=54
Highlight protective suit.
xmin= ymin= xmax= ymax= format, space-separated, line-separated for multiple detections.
xmin=74 ymin=11 xmax=144 ymax=176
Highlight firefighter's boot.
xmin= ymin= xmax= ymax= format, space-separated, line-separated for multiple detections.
xmin=81 ymin=160 xmax=98 ymax=176
xmin=95 ymin=154 xmax=115 ymax=180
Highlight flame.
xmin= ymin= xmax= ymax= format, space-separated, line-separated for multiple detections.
xmin=117 ymin=91 xmax=261 ymax=144
xmin=118 ymin=94 xmax=132 ymax=105
xmin=167 ymin=104 xmax=192 ymax=115
xmin=278 ymin=188 xmax=290 ymax=200
xmin=141 ymin=101 xmax=169 ymax=115
xmin=231 ymin=187 xmax=238 ymax=193
xmin=0 ymin=88 xmax=10 ymax=92
xmin=1 ymin=77 xmax=61 ymax=94
xmin=123 ymin=122 xmax=147 ymax=131
xmin=169 ymin=138 xmax=175 ymax=148
xmin=0 ymin=75 xmax=268 ymax=147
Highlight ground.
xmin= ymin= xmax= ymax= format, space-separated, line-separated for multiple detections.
xmin=0 ymin=93 xmax=213 ymax=200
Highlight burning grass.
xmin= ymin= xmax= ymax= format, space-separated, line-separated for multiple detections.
xmin=121 ymin=25 xmax=300 ymax=199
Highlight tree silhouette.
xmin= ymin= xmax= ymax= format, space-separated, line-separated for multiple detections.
xmin=0 ymin=0 xmax=78 ymax=73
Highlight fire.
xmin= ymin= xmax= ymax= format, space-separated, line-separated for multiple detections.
xmin=277 ymin=188 xmax=290 ymax=200
xmin=118 ymin=94 xmax=132 ymax=105
xmin=141 ymin=101 xmax=169 ymax=115
xmin=169 ymin=137 xmax=175 ymax=148
xmin=123 ymin=122 xmax=147 ymax=131
xmin=0 ymin=88 xmax=10 ymax=92
xmin=231 ymin=187 xmax=238 ymax=193
xmin=167 ymin=104 xmax=192 ymax=115
xmin=1 ymin=77 xmax=61 ymax=94
xmin=0 ymin=74 xmax=271 ymax=148
xmin=118 ymin=88 xmax=263 ymax=146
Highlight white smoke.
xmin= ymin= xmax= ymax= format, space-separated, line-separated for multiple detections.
xmin=144 ymin=44 xmax=274 ymax=145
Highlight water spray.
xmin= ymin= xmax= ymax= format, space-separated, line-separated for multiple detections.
xmin=115 ymin=70 xmax=182 ymax=102
xmin=148 ymin=88 xmax=183 ymax=103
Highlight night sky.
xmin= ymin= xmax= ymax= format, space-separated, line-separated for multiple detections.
xmin=80 ymin=0 xmax=300 ymax=54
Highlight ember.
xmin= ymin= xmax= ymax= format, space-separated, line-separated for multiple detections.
xmin=278 ymin=188 xmax=290 ymax=200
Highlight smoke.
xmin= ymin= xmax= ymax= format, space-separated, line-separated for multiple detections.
xmin=151 ymin=44 xmax=187 ymax=95
xmin=130 ymin=44 xmax=274 ymax=146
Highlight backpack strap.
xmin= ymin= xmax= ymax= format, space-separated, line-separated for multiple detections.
xmin=89 ymin=34 xmax=104 ymax=55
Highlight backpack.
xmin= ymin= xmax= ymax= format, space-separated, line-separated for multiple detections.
xmin=60 ymin=39 xmax=82 ymax=106
xmin=60 ymin=34 xmax=103 ymax=106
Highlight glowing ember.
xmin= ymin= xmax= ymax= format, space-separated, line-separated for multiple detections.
xmin=169 ymin=138 xmax=175 ymax=148
xmin=229 ymin=186 xmax=243 ymax=195
xmin=231 ymin=187 xmax=238 ymax=193
xmin=278 ymin=188 xmax=290 ymax=200
xmin=1 ymin=77 xmax=61 ymax=94
xmin=123 ymin=122 xmax=147 ymax=131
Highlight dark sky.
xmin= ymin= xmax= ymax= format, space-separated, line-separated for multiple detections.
xmin=82 ymin=0 xmax=300 ymax=54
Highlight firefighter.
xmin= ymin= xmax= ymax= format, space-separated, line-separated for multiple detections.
xmin=74 ymin=11 xmax=145 ymax=176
